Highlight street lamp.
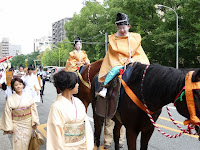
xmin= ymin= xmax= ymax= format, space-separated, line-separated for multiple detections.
xmin=53 ymin=45 xmax=60 ymax=67
xmin=157 ymin=4 xmax=179 ymax=69
xmin=58 ymin=48 xmax=60 ymax=67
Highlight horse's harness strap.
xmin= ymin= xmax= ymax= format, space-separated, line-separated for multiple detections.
xmin=184 ymin=71 xmax=200 ymax=125
xmin=140 ymin=65 xmax=150 ymax=104
xmin=118 ymin=74 xmax=154 ymax=115
xmin=76 ymin=71 xmax=91 ymax=89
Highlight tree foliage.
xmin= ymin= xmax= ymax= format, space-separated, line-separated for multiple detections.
xmin=11 ymin=51 xmax=40 ymax=68
xmin=63 ymin=0 xmax=200 ymax=68
xmin=65 ymin=0 xmax=107 ymax=62
xmin=10 ymin=54 xmax=26 ymax=68
xmin=40 ymin=39 xmax=73 ymax=66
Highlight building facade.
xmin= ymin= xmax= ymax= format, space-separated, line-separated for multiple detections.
xmin=1 ymin=38 xmax=9 ymax=58
xmin=9 ymin=44 xmax=21 ymax=56
xmin=52 ymin=17 xmax=72 ymax=45
xmin=0 ymin=38 xmax=22 ymax=59
xmin=34 ymin=35 xmax=52 ymax=52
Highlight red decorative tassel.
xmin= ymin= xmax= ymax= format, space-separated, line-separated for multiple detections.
xmin=119 ymin=69 xmax=124 ymax=75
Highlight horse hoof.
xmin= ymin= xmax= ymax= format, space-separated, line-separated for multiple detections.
xmin=104 ymin=145 xmax=111 ymax=149
xmin=97 ymin=147 xmax=101 ymax=150
xmin=119 ymin=144 xmax=124 ymax=148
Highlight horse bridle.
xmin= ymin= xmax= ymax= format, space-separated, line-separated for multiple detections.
xmin=140 ymin=65 xmax=150 ymax=104
xmin=141 ymin=67 xmax=200 ymax=126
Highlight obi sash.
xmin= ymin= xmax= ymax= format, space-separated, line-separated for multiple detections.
xmin=12 ymin=106 xmax=31 ymax=121
xmin=64 ymin=121 xmax=85 ymax=146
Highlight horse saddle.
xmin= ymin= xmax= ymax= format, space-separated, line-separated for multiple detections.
xmin=79 ymin=65 xmax=86 ymax=74
xmin=77 ymin=65 xmax=86 ymax=84
xmin=95 ymin=63 xmax=136 ymax=119
xmin=95 ymin=75 xmax=121 ymax=119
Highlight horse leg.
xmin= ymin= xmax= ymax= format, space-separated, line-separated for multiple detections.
xmin=126 ymin=127 xmax=138 ymax=150
xmin=93 ymin=114 xmax=104 ymax=149
xmin=140 ymin=125 xmax=155 ymax=150
xmin=113 ymin=120 xmax=122 ymax=150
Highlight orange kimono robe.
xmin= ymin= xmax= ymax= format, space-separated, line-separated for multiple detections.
xmin=65 ymin=50 xmax=90 ymax=72
xmin=98 ymin=32 xmax=150 ymax=83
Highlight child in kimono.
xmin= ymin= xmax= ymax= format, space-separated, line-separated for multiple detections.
xmin=65 ymin=37 xmax=90 ymax=72
xmin=0 ymin=77 xmax=40 ymax=150
xmin=47 ymin=71 xmax=94 ymax=150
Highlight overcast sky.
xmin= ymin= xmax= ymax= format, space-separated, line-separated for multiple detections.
xmin=0 ymin=0 xmax=103 ymax=54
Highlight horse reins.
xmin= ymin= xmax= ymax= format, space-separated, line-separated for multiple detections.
xmin=76 ymin=64 xmax=91 ymax=89
xmin=87 ymin=64 xmax=91 ymax=88
xmin=119 ymin=65 xmax=200 ymax=139
xmin=118 ymin=66 xmax=153 ymax=115
xmin=140 ymin=65 xmax=150 ymax=104
xmin=142 ymin=69 xmax=200 ymax=138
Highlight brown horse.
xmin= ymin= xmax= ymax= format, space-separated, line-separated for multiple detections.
xmin=77 ymin=59 xmax=103 ymax=111
xmin=77 ymin=59 xmax=111 ymax=149
xmin=77 ymin=59 xmax=123 ymax=149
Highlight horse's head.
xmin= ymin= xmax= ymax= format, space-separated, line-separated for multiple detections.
xmin=175 ymin=69 xmax=200 ymax=138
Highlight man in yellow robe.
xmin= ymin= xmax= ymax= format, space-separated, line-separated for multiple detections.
xmin=98 ymin=12 xmax=150 ymax=97
xmin=98 ymin=12 xmax=150 ymax=149
xmin=65 ymin=37 xmax=90 ymax=72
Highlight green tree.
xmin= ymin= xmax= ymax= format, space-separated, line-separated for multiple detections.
xmin=26 ymin=51 xmax=40 ymax=67
xmin=65 ymin=0 xmax=107 ymax=62
xmin=10 ymin=51 xmax=40 ymax=68
xmin=10 ymin=54 xmax=27 ymax=68
xmin=64 ymin=0 xmax=200 ymax=67
xmin=150 ymin=0 xmax=200 ymax=67
xmin=41 ymin=39 xmax=73 ymax=66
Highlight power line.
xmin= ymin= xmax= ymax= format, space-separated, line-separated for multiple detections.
xmin=54 ymin=41 xmax=105 ymax=45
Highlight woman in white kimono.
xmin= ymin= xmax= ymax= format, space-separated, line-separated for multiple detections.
xmin=0 ymin=77 xmax=40 ymax=150
xmin=23 ymin=65 xmax=41 ymax=102
xmin=47 ymin=71 xmax=94 ymax=150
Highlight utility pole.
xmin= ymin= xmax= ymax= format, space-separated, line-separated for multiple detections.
xmin=105 ymin=32 xmax=108 ymax=53
xmin=53 ymin=44 xmax=60 ymax=67
xmin=59 ymin=48 xmax=60 ymax=67
xmin=157 ymin=4 xmax=179 ymax=69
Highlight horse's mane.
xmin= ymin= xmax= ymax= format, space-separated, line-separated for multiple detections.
xmin=127 ymin=63 xmax=188 ymax=110
xmin=91 ymin=59 xmax=103 ymax=65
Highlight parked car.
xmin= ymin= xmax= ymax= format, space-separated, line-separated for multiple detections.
xmin=43 ymin=66 xmax=57 ymax=81
xmin=49 ymin=67 xmax=65 ymax=82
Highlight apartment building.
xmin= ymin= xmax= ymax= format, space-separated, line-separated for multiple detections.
xmin=9 ymin=44 xmax=21 ymax=56
xmin=1 ymin=38 xmax=9 ymax=58
xmin=34 ymin=35 xmax=52 ymax=52
xmin=52 ymin=17 xmax=72 ymax=45
xmin=0 ymin=38 xmax=22 ymax=58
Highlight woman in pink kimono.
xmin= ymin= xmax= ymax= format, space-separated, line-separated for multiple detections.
xmin=0 ymin=78 xmax=40 ymax=150
xmin=47 ymin=71 xmax=94 ymax=150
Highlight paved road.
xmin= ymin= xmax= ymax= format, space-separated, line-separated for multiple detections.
xmin=0 ymin=82 xmax=200 ymax=150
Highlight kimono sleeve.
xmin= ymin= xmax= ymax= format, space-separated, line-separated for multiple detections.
xmin=47 ymin=104 xmax=65 ymax=150
xmin=85 ymin=115 xmax=94 ymax=150
xmin=34 ymin=75 xmax=41 ymax=91
xmin=65 ymin=52 xmax=77 ymax=68
xmin=0 ymin=97 xmax=13 ymax=132
xmin=0 ymin=72 xmax=6 ymax=84
xmin=83 ymin=51 xmax=90 ymax=64
xmin=131 ymin=34 xmax=150 ymax=65
xmin=30 ymin=99 xmax=40 ymax=126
